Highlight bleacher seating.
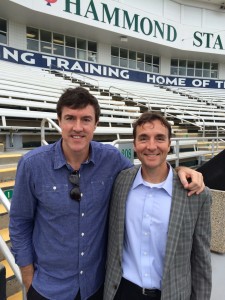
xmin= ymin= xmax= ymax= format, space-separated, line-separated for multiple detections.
xmin=0 ymin=61 xmax=145 ymax=145
xmin=160 ymin=88 xmax=225 ymax=135
xmin=67 ymin=73 xmax=225 ymax=136
xmin=1 ymin=60 xmax=225 ymax=150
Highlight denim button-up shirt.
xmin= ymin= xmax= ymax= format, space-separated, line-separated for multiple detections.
xmin=9 ymin=139 xmax=132 ymax=300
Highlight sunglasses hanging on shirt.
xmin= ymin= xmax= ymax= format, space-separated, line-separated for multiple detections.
xmin=69 ymin=170 xmax=82 ymax=201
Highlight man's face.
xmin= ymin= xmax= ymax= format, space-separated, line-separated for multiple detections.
xmin=134 ymin=120 xmax=171 ymax=173
xmin=58 ymin=105 xmax=97 ymax=156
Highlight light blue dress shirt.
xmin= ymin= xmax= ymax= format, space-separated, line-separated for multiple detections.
xmin=122 ymin=165 xmax=173 ymax=290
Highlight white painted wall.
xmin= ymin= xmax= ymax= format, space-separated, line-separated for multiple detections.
xmin=164 ymin=1 xmax=181 ymax=23
xmin=219 ymin=63 xmax=225 ymax=79
xmin=98 ymin=43 xmax=111 ymax=65
xmin=8 ymin=21 xmax=26 ymax=49
xmin=117 ymin=0 xmax=225 ymax=29
xmin=3 ymin=0 xmax=225 ymax=79
xmin=160 ymin=56 xmax=171 ymax=75
xmin=119 ymin=0 xmax=164 ymax=17
xmin=5 ymin=0 xmax=225 ymax=55
xmin=181 ymin=5 xmax=202 ymax=27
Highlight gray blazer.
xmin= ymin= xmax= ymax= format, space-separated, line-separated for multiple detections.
xmin=104 ymin=165 xmax=212 ymax=300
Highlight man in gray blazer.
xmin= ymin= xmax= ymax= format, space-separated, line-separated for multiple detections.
xmin=104 ymin=112 xmax=212 ymax=300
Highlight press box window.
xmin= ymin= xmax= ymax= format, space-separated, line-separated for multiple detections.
xmin=170 ymin=59 xmax=218 ymax=79
xmin=120 ymin=48 xmax=128 ymax=68
xmin=0 ymin=18 xmax=7 ymax=45
xmin=111 ymin=46 xmax=160 ymax=73
xmin=27 ymin=27 xmax=39 ymax=51
xmin=77 ymin=39 xmax=86 ymax=60
xmin=111 ymin=47 xmax=119 ymax=66
xmin=137 ymin=52 xmax=144 ymax=71
xmin=66 ymin=36 xmax=75 ymax=58
xmin=40 ymin=30 xmax=52 ymax=54
xmin=129 ymin=51 xmax=136 ymax=69
xmin=53 ymin=33 xmax=64 ymax=56
xmin=26 ymin=26 xmax=97 ymax=62
xmin=88 ymin=41 xmax=97 ymax=62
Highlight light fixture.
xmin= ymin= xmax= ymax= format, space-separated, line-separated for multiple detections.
xmin=53 ymin=38 xmax=64 ymax=44
xmin=27 ymin=33 xmax=36 ymax=38
xmin=120 ymin=36 xmax=128 ymax=42
xmin=43 ymin=45 xmax=52 ymax=50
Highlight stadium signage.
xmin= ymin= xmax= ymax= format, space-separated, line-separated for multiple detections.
xmin=9 ymin=0 xmax=225 ymax=54
xmin=193 ymin=31 xmax=225 ymax=50
xmin=64 ymin=0 xmax=225 ymax=51
xmin=1 ymin=45 xmax=225 ymax=89
xmin=64 ymin=0 xmax=177 ymax=43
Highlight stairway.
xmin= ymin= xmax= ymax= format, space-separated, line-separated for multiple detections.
xmin=197 ymin=140 xmax=225 ymax=160
xmin=0 ymin=152 xmax=24 ymax=300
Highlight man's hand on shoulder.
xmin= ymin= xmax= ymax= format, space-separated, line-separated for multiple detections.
xmin=176 ymin=166 xmax=205 ymax=196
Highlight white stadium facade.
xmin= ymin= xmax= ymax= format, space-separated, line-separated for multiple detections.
xmin=1 ymin=1 xmax=225 ymax=299
xmin=1 ymin=0 xmax=225 ymax=87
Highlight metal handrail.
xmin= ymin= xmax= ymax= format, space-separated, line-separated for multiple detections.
xmin=0 ymin=192 xmax=27 ymax=300
xmin=164 ymin=86 xmax=217 ymax=106
xmin=163 ymin=105 xmax=225 ymax=137
xmin=48 ymin=64 xmax=65 ymax=79
xmin=69 ymin=72 xmax=100 ymax=89
xmin=163 ymin=105 xmax=205 ymax=135
xmin=108 ymin=85 xmax=151 ymax=109
xmin=41 ymin=118 xmax=62 ymax=146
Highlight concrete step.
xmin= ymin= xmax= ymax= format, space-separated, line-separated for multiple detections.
xmin=0 ymin=164 xmax=17 ymax=171
xmin=0 ymin=180 xmax=15 ymax=189
xmin=202 ymin=151 xmax=221 ymax=160
xmin=0 ymin=203 xmax=7 ymax=214
xmin=0 ymin=153 xmax=22 ymax=165
xmin=0 ymin=205 xmax=9 ymax=261
xmin=0 ymin=227 xmax=10 ymax=243
xmin=7 ymin=291 xmax=23 ymax=300
xmin=197 ymin=141 xmax=225 ymax=150
xmin=0 ymin=203 xmax=9 ymax=230
xmin=0 ymin=164 xmax=17 ymax=181
xmin=173 ymin=132 xmax=200 ymax=137
xmin=172 ymin=125 xmax=187 ymax=131
xmin=198 ymin=146 xmax=225 ymax=151
xmin=0 ymin=227 xmax=10 ymax=261
xmin=172 ymin=128 xmax=188 ymax=133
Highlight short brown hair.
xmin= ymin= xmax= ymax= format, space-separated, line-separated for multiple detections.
xmin=133 ymin=112 xmax=172 ymax=140
xmin=56 ymin=87 xmax=101 ymax=123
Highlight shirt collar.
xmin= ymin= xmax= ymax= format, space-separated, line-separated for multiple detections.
xmin=132 ymin=164 xmax=173 ymax=197
xmin=53 ymin=139 xmax=95 ymax=170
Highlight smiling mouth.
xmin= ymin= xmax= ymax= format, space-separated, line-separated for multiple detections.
xmin=144 ymin=153 xmax=159 ymax=157
xmin=71 ymin=134 xmax=84 ymax=139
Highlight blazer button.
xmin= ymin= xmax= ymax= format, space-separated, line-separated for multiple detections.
xmin=113 ymin=285 xmax=117 ymax=290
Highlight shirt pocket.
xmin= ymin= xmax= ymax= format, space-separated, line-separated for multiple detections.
xmin=40 ymin=183 xmax=71 ymax=214
xmin=90 ymin=177 xmax=114 ymax=207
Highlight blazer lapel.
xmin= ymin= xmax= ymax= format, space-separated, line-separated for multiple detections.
xmin=162 ymin=170 xmax=188 ymax=279
xmin=118 ymin=166 xmax=140 ymax=259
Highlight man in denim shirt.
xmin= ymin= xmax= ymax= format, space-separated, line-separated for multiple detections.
xmin=9 ymin=87 xmax=205 ymax=300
